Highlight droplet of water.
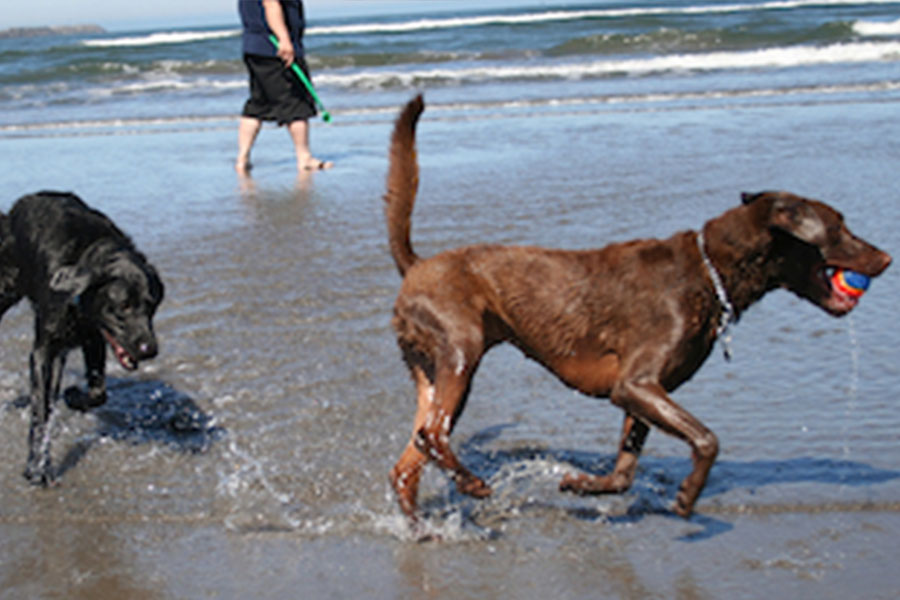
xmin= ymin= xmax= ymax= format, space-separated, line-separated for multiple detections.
xmin=843 ymin=314 xmax=860 ymax=459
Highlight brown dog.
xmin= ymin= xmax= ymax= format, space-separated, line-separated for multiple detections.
xmin=384 ymin=95 xmax=891 ymax=525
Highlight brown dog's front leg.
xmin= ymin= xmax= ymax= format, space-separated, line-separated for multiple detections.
xmin=611 ymin=379 xmax=718 ymax=518
xmin=560 ymin=414 xmax=649 ymax=495
xmin=672 ymin=432 xmax=720 ymax=518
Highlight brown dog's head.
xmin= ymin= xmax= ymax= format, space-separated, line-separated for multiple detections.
xmin=743 ymin=191 xmax=891 ymax=316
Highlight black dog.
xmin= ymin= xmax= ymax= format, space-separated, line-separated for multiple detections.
xmin=0 ymin=191 xmax=164 ymax=485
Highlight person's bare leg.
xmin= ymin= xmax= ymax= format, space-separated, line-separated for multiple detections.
xmin=288 ymin=119 xmax=333 ymax=171
xmin=236 ymin=116 xmax=262 ymax=176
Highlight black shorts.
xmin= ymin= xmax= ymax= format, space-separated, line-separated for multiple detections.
xmin=241 ymin=54 xmax=317 ymax=125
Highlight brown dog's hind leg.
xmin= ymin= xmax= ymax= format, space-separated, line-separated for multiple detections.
xmin=414 ymin=361 xmax=492 ymax=500
xmin=610 ymin=379 xmax=718 ymax=518
xmin=560 ymin=414 xmax=649 ymax=495
xmin=390 ymin=366 xmax=434 ymax=521
xmin=389 ymin=355 xmax=491 ymax=525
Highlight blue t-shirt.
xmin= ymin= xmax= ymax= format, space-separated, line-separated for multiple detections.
xmin=239 ymin=0 xmax=305 ymax=57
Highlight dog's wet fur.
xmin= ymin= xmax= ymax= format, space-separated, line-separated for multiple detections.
xmin=383 ymin=95 xmax=892 ymax=528
xmin=0 ymin=191 xmax=164 ymax=485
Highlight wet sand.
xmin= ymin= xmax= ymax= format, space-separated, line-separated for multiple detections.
xmin=1 ymin=98 xmax=900 ymax=598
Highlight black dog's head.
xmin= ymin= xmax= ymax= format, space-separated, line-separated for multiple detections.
xmin=744 ymin=191 xmax=891 ymax=316
xmin=50 ymin=248 xmax=164 ymax=370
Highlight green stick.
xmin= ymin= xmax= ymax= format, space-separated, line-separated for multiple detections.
xmin=269 ymin=35 xmax=332 ymax=123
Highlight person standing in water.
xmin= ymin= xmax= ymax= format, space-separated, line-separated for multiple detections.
xmin=236 ymin=0 xmax=332 ymax=175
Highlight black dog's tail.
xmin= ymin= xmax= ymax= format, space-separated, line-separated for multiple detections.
xmin=383 ymin=94 xmax=425 ymax=277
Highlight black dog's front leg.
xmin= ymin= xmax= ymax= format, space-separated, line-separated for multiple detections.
xmin=24 ymin=344 xmax=65 ymax=486
xmin=64 ymin=330 xmax=108 ymax=412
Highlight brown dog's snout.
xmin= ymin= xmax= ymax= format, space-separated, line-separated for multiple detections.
xmin=875 ymin=249 xmax=892 ymax=276
xmin=831 ymin=238 xmax=892 ymax=278
xmin=857 ymin=247 xmax=892 ymax=278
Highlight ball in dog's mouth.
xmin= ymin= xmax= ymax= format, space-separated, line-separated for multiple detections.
xmin=101 ymin=329 xmax=138 ymax=370
xmin=831 ymin=268 xmax=870 ymax=299
xmin=819 ymin=267 xmax=872 ymax=315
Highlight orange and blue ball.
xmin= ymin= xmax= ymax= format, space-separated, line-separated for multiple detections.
xmin=831 ymin=268 xmax=870 ymax=298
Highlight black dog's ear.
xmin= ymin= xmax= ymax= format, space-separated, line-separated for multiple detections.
xmin=769 ymin=195 xmax=826 ymax=245
xmin=49 ymin=265 xmax=93 ymax=299
xmin=146 ymin=263 xmax=165 ymax=304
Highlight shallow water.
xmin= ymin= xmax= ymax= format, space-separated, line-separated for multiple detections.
xmin=1 ymin=89 xmax=899 ymax=597
xmin=4 ymin=2 xmax=900 ymax=596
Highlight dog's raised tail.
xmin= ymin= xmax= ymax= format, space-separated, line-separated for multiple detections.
xmin=384 ymin=94 xmax=425 ymax=277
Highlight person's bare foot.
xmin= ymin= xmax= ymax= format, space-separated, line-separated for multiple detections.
xmin=298 ymin=155 xmax=333 ymax=171
xmin=235 ymin=158 xmax=253 ymax=176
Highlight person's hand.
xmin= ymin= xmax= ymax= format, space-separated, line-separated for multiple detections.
xmin=275 ymin=35 xmax=295 ymax=67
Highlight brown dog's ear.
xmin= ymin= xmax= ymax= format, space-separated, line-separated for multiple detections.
xmin=741 ymin=191 xmax=764 ymax=205
xmin=769 ymin=195 xmax=826 ymax=245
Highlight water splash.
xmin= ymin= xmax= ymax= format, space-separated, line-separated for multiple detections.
xmin=218 ymin=438 xmax=302 ymax=532
xmin=219 ymin=438 xmax=290 ymax=504
xmin=842 ymin=315 xmax=860 ymax=459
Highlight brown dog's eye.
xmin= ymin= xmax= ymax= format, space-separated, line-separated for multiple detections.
xmin=827 ymin=225 xmax=842 ymax=244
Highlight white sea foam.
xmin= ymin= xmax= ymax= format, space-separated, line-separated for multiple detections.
xmin=83 ymin=29 xmax=240 ymax=48
xmin=308 ymin=0 xmax=900 ymax=36
xmin=315 ymin=41 xmax=900 ymax=89
xmin=854 ymin=17 xmax=900 ymax=36
xmin=100 ymin=77 xmax=243 ymax=96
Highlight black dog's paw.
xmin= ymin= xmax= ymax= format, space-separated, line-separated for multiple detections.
xmin=22 ymin=465 xmax=56 ymax=487
xmin=63 ymin=385 xmax=107 ymax=412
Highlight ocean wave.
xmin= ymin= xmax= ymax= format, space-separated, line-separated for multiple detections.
xmin=4 ymin=81 xmax=899 ymax=136
xmin=316 ymin=41 xmax=900 ymax=89
xmin=64 ymin=2 xmax=900 ymax=53
xmin=96 ymin=77 xmax=245 ymax=97
xmin=83 ymin=29 xmax=240 ymax=48
xmin=6 ymin=40 xmax=896 ymax=103
xmin=2 ymin=57 xmax=245 ymax=87
xmin=307 ymin=0 xmax=900 ymax=36
xmin=544 ymin=23 xmax=851 ymax=58
xmin=854 ymin=17 xmax=900 ymax=36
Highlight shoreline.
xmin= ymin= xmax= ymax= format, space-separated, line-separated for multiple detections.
xmin=3 ymin=80 xmax=900 ymax=141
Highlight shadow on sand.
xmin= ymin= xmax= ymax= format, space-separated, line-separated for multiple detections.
xmin=10 ymin=377 xmax=224 ymax=480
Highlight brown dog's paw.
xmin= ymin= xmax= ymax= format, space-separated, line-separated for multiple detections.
xmin=455 ymin=473 xmax=492 ymax=499
xmin=560 ymin=472 xmax=592 ymax=494
xmin=672 ymin=492 xmax=694 ymax=519
xmin=559 ymin=472 xmax=627 ymax=495
xmin=412 ymin=525 xmax=442 ymax=544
